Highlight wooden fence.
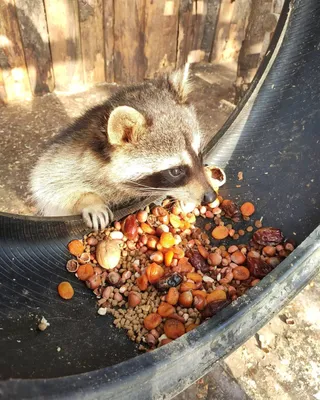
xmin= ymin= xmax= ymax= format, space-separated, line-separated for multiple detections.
xmin=0 ymin=0 xmax=283 ymax=104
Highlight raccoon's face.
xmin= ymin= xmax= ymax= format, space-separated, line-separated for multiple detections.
xmin=105 ymin=67 xmax=216 ymax=206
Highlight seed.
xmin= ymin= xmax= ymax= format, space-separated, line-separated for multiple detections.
xmin=137 ymin=210 xmax=148 ymax=223
xmin=233 ymin=233 xmax=239 ymax=240
xmin=86 ymin=274 xmax=102 ymax=289
xmin=114 ymin=292 xmax=123 ymax=301
xmin=238 ymin=229 xmax=245 ymax=236
xmin=254 ymin=220 xmax=263 ymax=228
xmin=102 ymin=286 xmax=113 ymax=299
xmin=230 ymin=250 xmax=246 ymax=264
xmin=87 ymin=237 xmax=98 ymax=246
xmin=205 ymin=211 xmax=214 ymax=218
xmin=263 ymin=246 xmax=276 ymax=256
xmin=66 ymin=259 xmax=79 ymax=273
xmin=193 ymin=295 xmax=206 ymax=311
xmin=150 ymin=251 xmax=164 ymax=264
xmin=122 ymin=270 xmax=132 ymax=281
xmin=208 ymin=252 xmax=222 ymax=266
xmin=227 ymin=245 xmax=238 ymax=254
xmin=128 ymin=292 xmax=141 ymax=307
xmin=232 ymin=266 xmax=250 ymax=281
xmin=246 ymin=226 xmax=253 ymax=232
xmin=122 ymin=215 xmax=138 ymax=240
xmin=285 ymin=243 xmax=294 ymax=252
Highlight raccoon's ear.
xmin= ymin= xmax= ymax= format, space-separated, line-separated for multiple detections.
xmin=107 ymin=106 xmax=147 ymax=145
xmin=169 ymin=63 xmax=192 ymax=104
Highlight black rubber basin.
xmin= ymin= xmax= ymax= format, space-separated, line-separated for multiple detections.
xmin=1 ymin=0 xmax=319 ymax=398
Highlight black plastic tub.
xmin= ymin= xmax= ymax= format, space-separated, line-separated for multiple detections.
xmin=1 ymin=0 xmax=319 ymax=398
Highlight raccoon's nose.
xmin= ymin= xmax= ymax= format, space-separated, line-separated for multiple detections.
xmin=202 ymin=189 xmax=216 ymax=205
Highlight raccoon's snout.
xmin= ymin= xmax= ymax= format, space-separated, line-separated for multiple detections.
xmin=202 ymin=189 xmax=216 ymax=205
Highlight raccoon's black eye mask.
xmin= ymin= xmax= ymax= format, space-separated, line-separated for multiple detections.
xmin=135 ymin=165 xmax=192 ymax=188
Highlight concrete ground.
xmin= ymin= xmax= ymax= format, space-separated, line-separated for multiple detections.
xmin=0 ymin=64 xmax=319 ymax=399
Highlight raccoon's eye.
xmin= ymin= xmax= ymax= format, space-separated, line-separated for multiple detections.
xmin=168 ymin=167 xmax=185 ymax=178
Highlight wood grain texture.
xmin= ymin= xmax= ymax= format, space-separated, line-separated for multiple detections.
xmin=0 ymin=67 xmax=7 ymax=104
xmin=15 ymin=0 xmax=54 ymax=95
xmin=103 ymin=0 xmax=114 ymax=82
xmin=235 ymin=0 xmax=281 ymax=101
xmin=113 ymin=0 xmax=146 ymax=84
xmin=44 ymin=0 xmax=84 ymax=91
xmin=210 ymin=0 xmax=251 ymax=79
xmin=201 ymin=0 xmax=220 ymax=62
xmin=177 ymin=0 xmax=208 ymax=67
xmin=0 ymin=1 xmax=31 ymax=101
xmin=79 ymin=0 xmax=105 ymax=85
xmin=144 ymin=0 xmax=179 ymax=78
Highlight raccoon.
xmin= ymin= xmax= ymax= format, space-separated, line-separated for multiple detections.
xmin=30 ymin=66 xmax=215 ymax=230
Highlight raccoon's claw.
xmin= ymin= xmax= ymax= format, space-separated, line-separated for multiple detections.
xmin=82 ymin=205 xmax=113 ymax=231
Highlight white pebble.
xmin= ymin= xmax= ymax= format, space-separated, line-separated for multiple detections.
xmin=183 ymin=313 xmax=189 ymax=322
xmin=98 ymin=307 xmax=107 ymax=316
xmin=110 ymin=231 xmax=124 ymax=240
xmin=200 ymin=206 xmax=207 ymax=214
xmin=119 ymin=285 xmax=127 ymax=294
xmin=133 ymin=259 xmax=140 ymax=267
xmin=208 ymin=199 xmax=220 ymax=208
xmin=203 ymin=276 xmax=214 ymax=283
xmin=180 ymin=202 xmax=196 ymax=213
xmin=217 ymin=273 xmax=221 ymax=281
xmin=134 ymin=272 xmax=141 ymax=278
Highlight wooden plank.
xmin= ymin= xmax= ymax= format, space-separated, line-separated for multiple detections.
xmin=79 ymin=0 xmax=105 ymax=85
xmin=0 ymin=67 xmax=7 ymax=104
xmin=144 ymin=0 xmax=180 ymax=78
xmin=44 ymin=0 xmax=83 ymax=91
xmin=177 ymin=0 xmax=194 ymax=68
xmin=177 ymin=0 xmax=208 ymax=67
xmin=235 ymin=0 xmax=278 ymax=102
xmin=0 ymin=1 xmax=31 ymax=101
xmin=113 ymin=0 xmax=146 ymax=84
xmin=210 ymin=0 xmax=251 ymax=79
xmin=103 ymin=0 xmax=114 ymax=82
xmin=201 ymin=0 xmax=220 ymax=62
xmin=15 ymin=0 xmax=54 ymax=95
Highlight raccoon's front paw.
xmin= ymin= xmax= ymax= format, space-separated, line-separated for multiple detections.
xmin=82 ymin=204 xmax=114 ymax=231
